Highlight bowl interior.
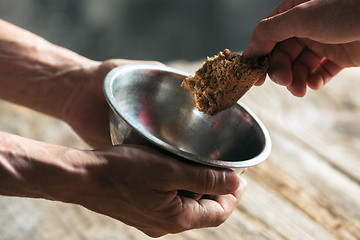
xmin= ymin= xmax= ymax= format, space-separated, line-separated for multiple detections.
xmin=104 ymin=64 xmax=271 ymax=168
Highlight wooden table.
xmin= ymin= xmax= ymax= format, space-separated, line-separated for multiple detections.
xmin=0 ymin=61 xmax=359 ymax=240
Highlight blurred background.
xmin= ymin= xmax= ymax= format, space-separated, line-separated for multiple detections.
xmin=0 ymin=0 xmax=280 ymax=62
xmin=2 ymin=1 xmax=360 ymax=240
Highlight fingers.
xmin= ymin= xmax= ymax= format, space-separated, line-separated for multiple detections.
xmin=176 ymin=177 xmax=247 ymax=230
xmin=243 ymin=0 xmax=353 ymax=96
xmin=243 ymin=4 xmax=309 ymax=58
xmin=307 ymin=57 xmax=343 ymax=90
xmin=211 ymin=177 xmax=246 ymax=211
xmin=268 ymin=38 xmax=304 ymax=86
xmin=173 ymin=164 xmax=241 ymax=196
xmin=288 ymin=48 xmax=322 ymax=97
xmin=267 ymin=37 xmax=340 ymax=97
xmin=287 ymin=61 xmax=307 ymax=97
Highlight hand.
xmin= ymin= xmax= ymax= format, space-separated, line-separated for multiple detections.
xmin=0 ymin=19 xmax=246 ymax=238
xmin=0 ymin=19 xmax=163 ymax=148
xmin=58 ymin=145 xmax=246 ymax=237
xmin=243 ymin=0 xmax=360 ymax=97
xmin=59 ymin=59 xmax=163 ymax=148
xmin=0 ymin=131 xmax=245 ymax=237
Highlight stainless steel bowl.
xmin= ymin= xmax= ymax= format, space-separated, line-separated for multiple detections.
xmin=103 ymin=64 xmax=271 ymax=171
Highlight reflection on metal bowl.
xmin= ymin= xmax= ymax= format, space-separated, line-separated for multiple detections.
xmin=103 ymin=64 xmax=271 ymax=171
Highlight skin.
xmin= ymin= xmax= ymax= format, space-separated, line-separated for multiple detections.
xmin=243 ymin=0 xmax=360 ymax=97
xmin=0 ymin=19 xmax=246 ymax=237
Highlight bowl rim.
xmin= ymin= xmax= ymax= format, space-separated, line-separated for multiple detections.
xmin=103 ymin=64 xmax=272 ymax=168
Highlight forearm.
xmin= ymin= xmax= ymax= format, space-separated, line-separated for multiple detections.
xmin=0 ymin=130 xmax=88 ymax=201
xmin=0 ymin=19 xmax=98 ymax=118
xmin=0 ymin=130 xmax=246 ymax=237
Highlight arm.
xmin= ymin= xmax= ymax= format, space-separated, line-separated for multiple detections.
xmin=0 ymin=19 xmax=247 ymax=237
xmin=0 ymin=19 xmax=96 ymax=118
xmin=0 ymin=130 xmax=245 ymax=237
xmin=0 ymin=19 xmax=159 ymax=147
xmin=243 ymin=0 xmax=360 ymax=97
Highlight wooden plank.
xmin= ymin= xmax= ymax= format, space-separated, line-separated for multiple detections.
xmin=246 ymin=138 xmax=360 ymax=240
xmin=266 ymin=131 xmax=360 ymax=222
xmin=239 ymin=174 xmax=337 ymax=240
xmin=240 ymin=68 xmax=360 ymax=182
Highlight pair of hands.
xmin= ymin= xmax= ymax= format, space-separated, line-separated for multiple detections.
xmin=47 ymin=0 xmax=360 ymax=237
xmin=0 ymin=18 xmax=245 ymax=236
xmin=56 ymin=59 xmax=245 ymax=237
xmin=244 ymin=0 xmax=360 ymax=97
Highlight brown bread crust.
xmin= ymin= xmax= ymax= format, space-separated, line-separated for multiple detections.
xmin=181 ymin=49 xmax=269 ymax=115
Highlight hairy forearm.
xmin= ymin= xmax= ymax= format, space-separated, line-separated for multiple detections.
xmin=0 ymin=130 xmax=89 ymax=201
xmin=0 ymin=19 xmax=98 ymax=118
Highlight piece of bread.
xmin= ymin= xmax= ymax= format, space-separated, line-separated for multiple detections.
xmin=181 ymin=49 xmax=269 ymax=115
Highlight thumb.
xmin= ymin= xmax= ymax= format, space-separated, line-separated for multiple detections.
xmin=243 ymin=3 xmax=308 ymax=58
xmin=176 ymin=166 xmax=241 ymax=195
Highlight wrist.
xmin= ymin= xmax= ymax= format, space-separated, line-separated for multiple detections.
xmin=0 ymin=131 xmax=91 ymax=202
xmin=23 ymin=43 xmax=100 ymax=120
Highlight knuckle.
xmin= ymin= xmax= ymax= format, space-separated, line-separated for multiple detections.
xmin=175 ymin=213 xmax=192 ymax=230
xmin=160 ymin=163 xmax=179 ymax=180
xmin=201 ymin=169 xmax=218 ymax=193
xmin=165 ymin=214 xmax=192 ymax=234
xmin=215 ymin=213 xmax=229 ymax=226
xmin=149 ymin=158 xmax=178 ymax=180
xmin=207 ymin=211 xmax=229 ymax=228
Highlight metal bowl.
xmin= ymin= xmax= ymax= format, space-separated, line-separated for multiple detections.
xmin=103 ymin=64 xmax=271 ymax=170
